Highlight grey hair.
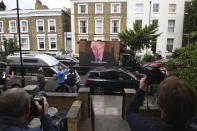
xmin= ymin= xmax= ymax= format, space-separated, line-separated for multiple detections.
xmin=0 ymin=88 xmax=31 ymax=117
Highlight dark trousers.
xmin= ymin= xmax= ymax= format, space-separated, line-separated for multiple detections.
xmin=55 ymin=83 xmax=68 ymax=92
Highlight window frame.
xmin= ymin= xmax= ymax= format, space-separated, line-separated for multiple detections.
xmin=111 ymin=19 xmax=120 ymax=34
xmin=0 ymin=21 xmax=4 ymax=33
xmin=153 ymin=3 xmax=159 ymax=13
xmin=20 ymin=20 xmax=28 ymax=33
xmin=79 ymin=19 xmax=88 ymax=34
xmin=48 ymin=34 xmax=57 ymax=50
xmin=111 ymin=3 xmax=121 ymax=14
xmin=48 ymin=19 xmax=56 ymax=32
xmin=78 ymin=4 xmax=88 ymax=14
xmin=167 ymin=38 xmax=174 ymax=52
xmin=168 ymin=20 xmax=175 ymax=33
xmin=169 ymin=4 xmax=176 ymax=13
xmin=135 ymin=19 xmax=143 ymax=28
xmin=95 ymin=19 xmax=103 ymax=34
xmin=20 ymin=35 xmax=30 ymax=50
xmin=9 ymin=20 xmax=17 ymax=33
xmin=36 ymin=19 xmax=44 ymax=33
xmin=37 ymin=35 xmax=45 ymax=50
xmin=135 ymin=4 xmax=143 ymax=14
xmin=95 ymin=3 xmax=103 ymax=14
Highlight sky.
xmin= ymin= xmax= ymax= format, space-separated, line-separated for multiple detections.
xmin=4 ymin=0 xmax=71 ymax=10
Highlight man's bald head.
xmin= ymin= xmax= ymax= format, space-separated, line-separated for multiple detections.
xmin=0 ymin=88 xmax=31 ymax=117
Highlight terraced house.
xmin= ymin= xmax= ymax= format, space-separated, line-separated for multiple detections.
xmin=0 ymin=0 xmax=71 ymax=55
xmin=70 ymin=0 xmax=127 ymax=55
xmin=70 ymin=0 xmax=191 ymax=58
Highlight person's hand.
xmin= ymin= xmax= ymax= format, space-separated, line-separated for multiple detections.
xmin=34 ymin=97 xmax=49 ymax=115
xmin=140 ymin=76 xmax=147 ymax=92
xmin=160 ymin=67 xmax=168 ymax=77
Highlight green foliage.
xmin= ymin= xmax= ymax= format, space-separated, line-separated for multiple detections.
xmin=0 ymin=1 xmax=6 ymax=10
xmin=118 ymin=21 xmax=161 ymax=56
xmin=2 ymin=37 xmax=19 ymax=55
xmin=184 ymin=0 xmax=197 ymax=43
xmin=170 ymin=43 xmax=197 ymax=90
xmin=142 ymin=54 xmax=155 ymax=63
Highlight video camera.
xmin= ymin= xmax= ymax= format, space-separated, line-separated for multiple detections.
xmin=30 ymin=91 xmax=45 ymax=117
xmin=142 ymin=65 xmax=165 ymax=85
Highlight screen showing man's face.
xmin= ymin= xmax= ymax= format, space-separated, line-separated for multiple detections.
xmin=92 ymin=42 xmax=104 ymax=60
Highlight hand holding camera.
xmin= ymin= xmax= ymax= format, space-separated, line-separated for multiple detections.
xmin=34 ymin=97 xmax=49 ymax=115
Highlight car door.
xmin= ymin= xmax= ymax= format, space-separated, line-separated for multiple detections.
xmin=117 ymin=72 xmax=133 ymax=90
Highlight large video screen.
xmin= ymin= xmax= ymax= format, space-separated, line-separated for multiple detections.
xmin=79 ymin=41 xmax=120 ymax=66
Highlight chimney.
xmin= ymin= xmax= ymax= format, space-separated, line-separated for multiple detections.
xmin=35 ymin=0 xmax=48 ymax=10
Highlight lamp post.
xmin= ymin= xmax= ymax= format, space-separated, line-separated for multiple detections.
xmin=149 ymin=1 xmax=152 ymax=25
xmin=16 ymin=0 xmax=25 ymax=87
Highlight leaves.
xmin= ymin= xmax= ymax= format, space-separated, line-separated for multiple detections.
xmin=171 ymin=43 xmax=197 ymax=90
xmin=2 ymin=37 xmax=19 ymax=55
xmin=118 ymin=21 xmax=161 ymax=56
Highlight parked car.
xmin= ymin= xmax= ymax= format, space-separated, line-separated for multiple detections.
xmin=144 ymin=59 xmax=180 ymax=70
xmin=0 ymin=61 xmax=7 ymax=73
xmin=54 ymin=55 xmax=79 ymax=66
xmin=85 ymin=67 xmax=139 ymax=95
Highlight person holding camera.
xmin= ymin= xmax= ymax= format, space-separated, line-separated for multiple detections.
xmin=0 ymin=88 xmax=57 ymax=131
xmin=126 ymin=76 xmax=197 ymax=131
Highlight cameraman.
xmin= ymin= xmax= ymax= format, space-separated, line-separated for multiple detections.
xmin=0 ymin=88 xmax=57 ymax=131
xmin=126 ymin=76 xmax=197 ymax=131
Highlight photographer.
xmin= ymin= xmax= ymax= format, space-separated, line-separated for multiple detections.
xmin=126 ymin=76 xmax=197 ymax=131
xmin=0 ymin=88 xmax=57 ymax=131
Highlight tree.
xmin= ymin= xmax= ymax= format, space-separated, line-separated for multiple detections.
xmin=184 ymin=0 xmax=197 ymax=43
xmin=0 ymin=0 xmax=6 ymax=11
xmin=170 ymin=43 xmax=197 ymax=91
xmin=0 ymin=37 xmax=19 ymax=61
xmin=118 ymin=21 xmax=161 ymax=56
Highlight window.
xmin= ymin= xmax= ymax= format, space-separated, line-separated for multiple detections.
xmin=169 ymin=4 xmax=176 ymax=13
xmin=0 ymin=21 xmax=4 ymax=33
xmin=9 ymin=20 xmax=17 ymax=33
xmin=48 ymin=19 xmax=56 ymax=32
xmin=168 ymin=20 xmax=175 ymax=33
xmin=37 ymin=36 xmax=45 ymax=50
xmin=49 ymin=36 xmax=57 ymax=50
xmin=167 ymin=38 xmax=174 ymax=52
xmin=135 ymin=19 xmax=142 ymax=27
xmin=79 ymin=20 xmax=88 ymax=34
xmin=152 ymin=19 xmax=158 ymax=25
xmin=153 ymin=3 xmax=159 ymax=13
xmin=95 ymin=3 xmax=103 ymax=14
xmin=36 ymin=20 xmax=44 ymax=32
xmin=111 ymin=3 xmax=120 ymax=13
xmin=95 ymin=19 xmax=103 ymax=34
xmin=1 ymin=35 xmax=14 ymax=51
xmin=111 ymin=19 xmax=120 ymax=33
xmin=112 ymin=39 xmax=119 ymax=41
xmin=20 ymin=20 xmax=28 ymax=33
xmin=21 ymin=37 xmax=29 ymax=50
xmin=78 ymin=4 xmax=88 ymax=14
xmin=136 ymin=4 xmax=143 ymax=13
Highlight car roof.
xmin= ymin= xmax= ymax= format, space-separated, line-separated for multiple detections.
xmin=7 ymin=54 xmax=59 ymax=66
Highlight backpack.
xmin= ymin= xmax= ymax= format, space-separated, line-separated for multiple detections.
xmin=66 ymin=73 xmax=76 ymax=86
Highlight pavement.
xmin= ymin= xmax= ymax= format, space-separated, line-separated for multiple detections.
xmin=79 ymin=95 xmax=130 ymax=131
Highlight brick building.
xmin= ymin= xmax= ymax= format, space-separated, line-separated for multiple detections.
xmin=70 ymin=0 xmax=127 ymax=55
xmin=0 ymin=0 xmax=71 ymax=55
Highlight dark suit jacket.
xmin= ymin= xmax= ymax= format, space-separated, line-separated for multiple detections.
xmin=80 ymin=52 xmax=116 ymax=66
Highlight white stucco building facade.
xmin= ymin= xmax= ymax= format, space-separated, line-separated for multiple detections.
xmin=127 ymin=0 xmax=190 ymax=58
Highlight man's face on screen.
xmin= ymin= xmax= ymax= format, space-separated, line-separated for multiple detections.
xmin=92 ymin=42 xmax=105 ymax=60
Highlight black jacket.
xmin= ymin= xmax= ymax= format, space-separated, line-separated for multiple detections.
xmin=0 ymin=115 xmax=57 ymax=131
xmin=80 ymin=52 xmax=116 ymax=66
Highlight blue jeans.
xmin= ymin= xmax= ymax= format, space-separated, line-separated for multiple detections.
xmin=68 ymin=85 xmax=78 ymax=93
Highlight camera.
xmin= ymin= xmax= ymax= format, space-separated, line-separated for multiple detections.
xmin=142 ymin=65 xmax=165 ymax=85
xmin=30 ymin=91 xmax=45 ymax=117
